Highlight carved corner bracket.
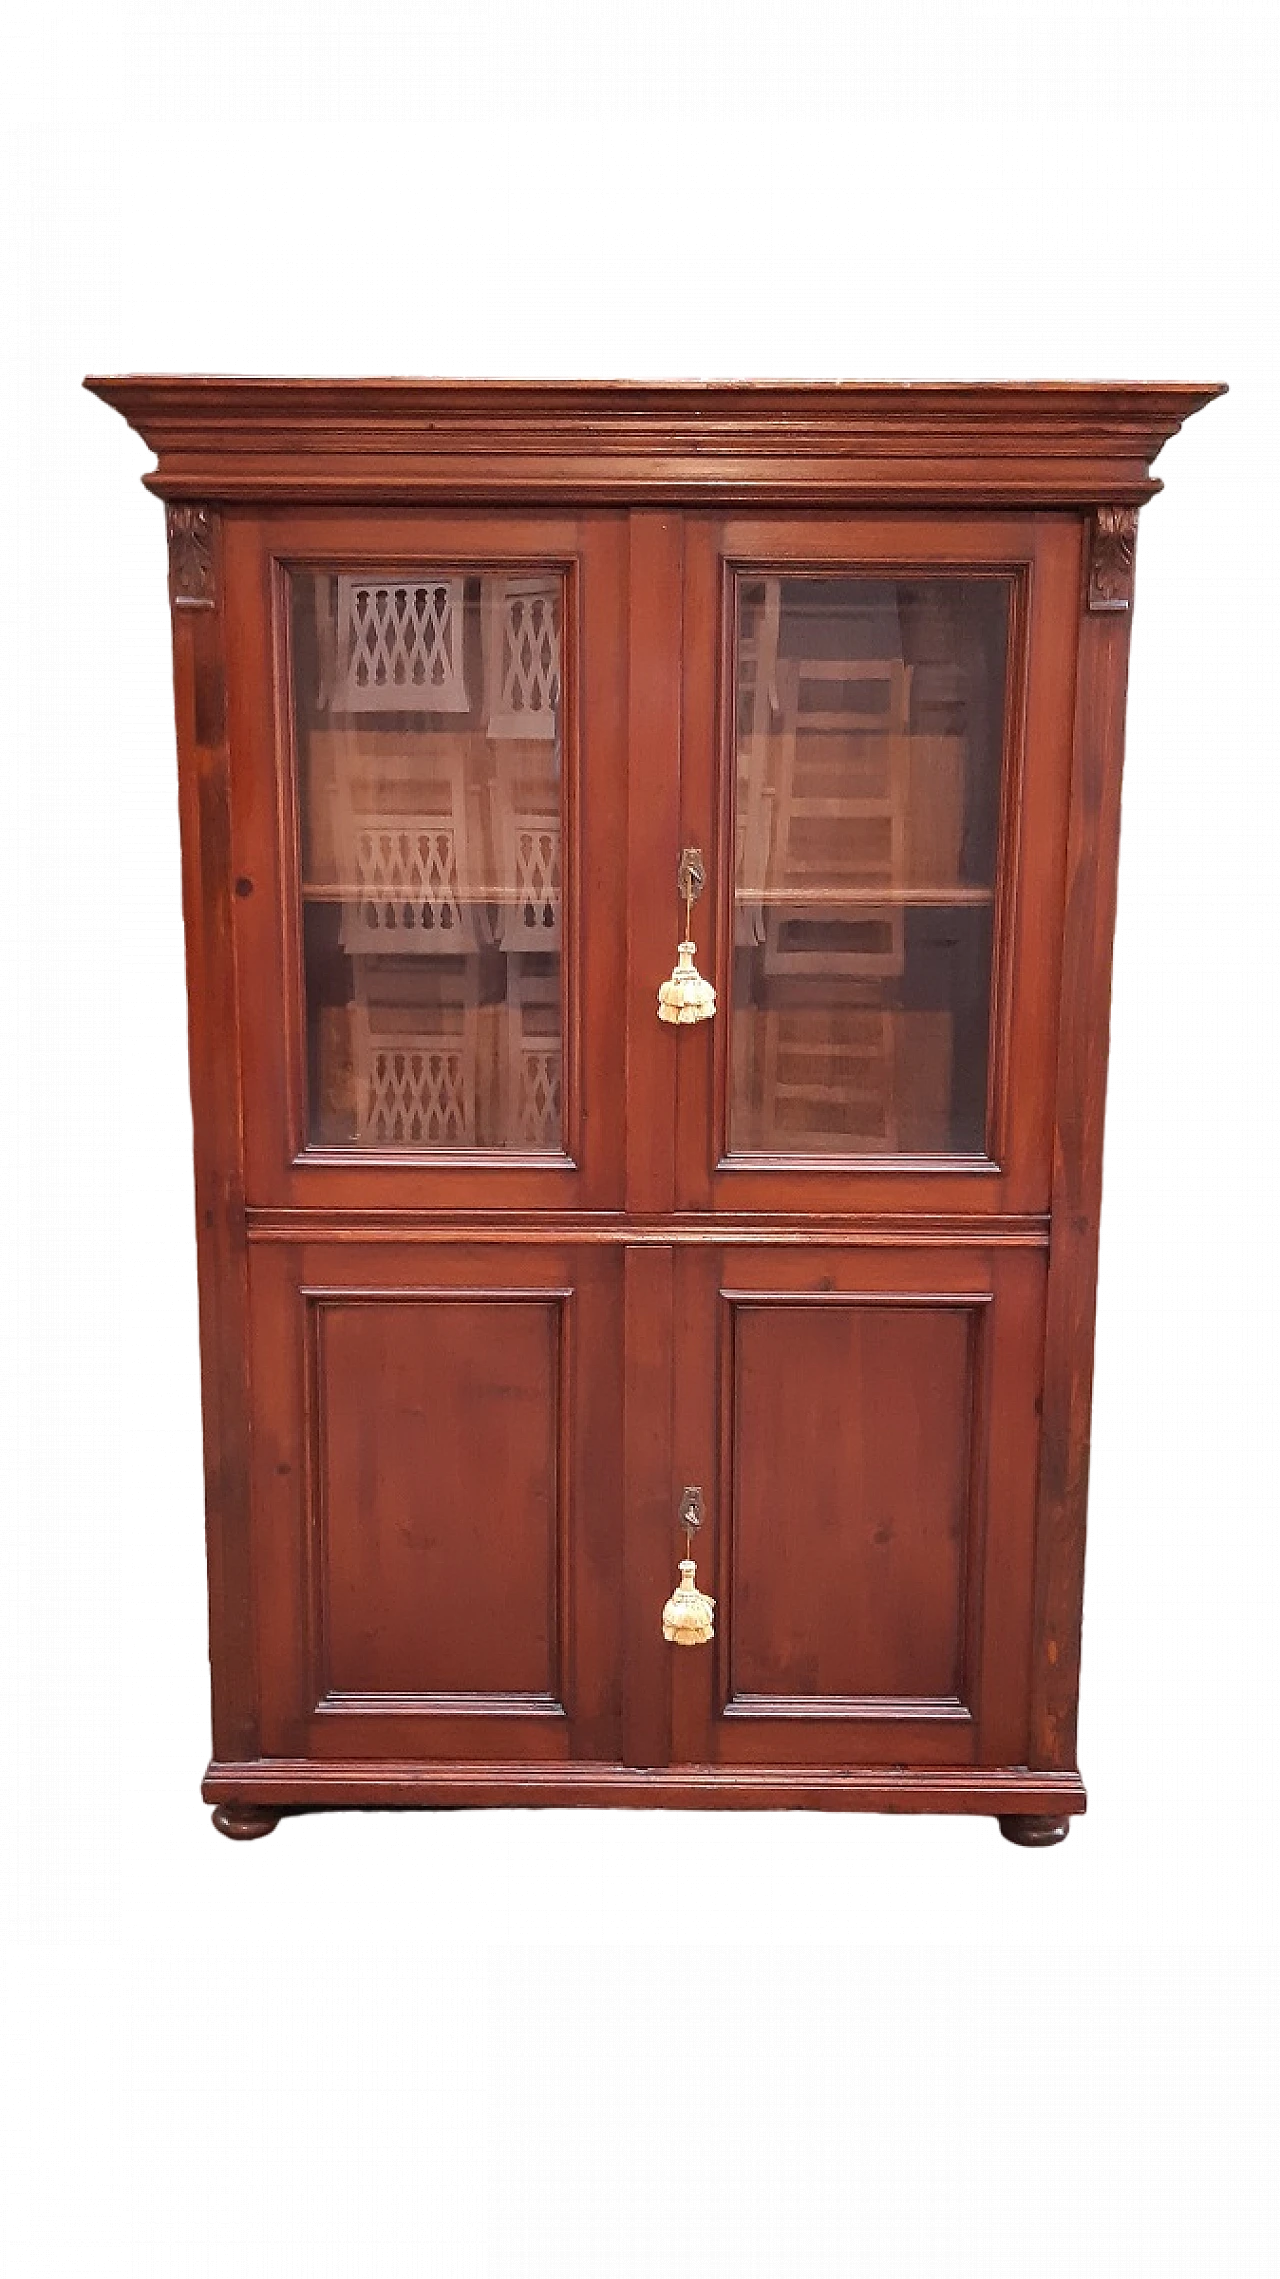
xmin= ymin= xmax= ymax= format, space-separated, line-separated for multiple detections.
xmin=166 ymin=503 xmax=217 ymax=610
xmin=1087 ymin=506 xmax=1139 ymax=613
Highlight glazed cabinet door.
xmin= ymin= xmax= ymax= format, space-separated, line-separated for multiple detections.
xmin=674 ymin=514 xmax=1082 ymax=1215
xmin=638 ymin=514 xmax=1071 ymax=1776
xmin=667 ymin=1244 xmax=1047 ymax=1770
xmin=224 ymin=510 xmax=629 ymax=1211
xmin=244 ymin=1242 xmax=623 ymax=1764
xmin=221 ymin=511 xmax=635 ymax=1770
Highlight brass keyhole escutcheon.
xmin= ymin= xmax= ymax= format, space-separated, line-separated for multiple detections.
xmin=657 ymin=848 xmax=716 ymax=1027
xmin=678 ymin=1484 xmax=705 ymax=1535
xmin=662 ymin=1484 xmax=715 ymax=1646
xmin=676 ymin=848 xmax=706 ymax=907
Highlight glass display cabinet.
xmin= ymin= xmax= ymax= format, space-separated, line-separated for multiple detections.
xmin=88 ymin=377 xmax=1222 ymax=1841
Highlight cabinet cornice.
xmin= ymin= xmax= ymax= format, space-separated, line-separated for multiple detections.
xmin=85 ymin=376 xmax=1225 ymax=506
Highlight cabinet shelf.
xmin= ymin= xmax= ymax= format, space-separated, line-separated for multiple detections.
xmin=301 ymin=883 xmax=992 ymax=906
xmin=301 ymin=884 xmax=555 ymax=905
xmin=739 ymin=886 xmax=994 ymax=908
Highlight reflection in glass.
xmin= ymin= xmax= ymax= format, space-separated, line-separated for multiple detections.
xmin=730 ymin=575 xmax=1010 ymax=1156
xmin=292 ymin=570 xmax=564 ymax=1150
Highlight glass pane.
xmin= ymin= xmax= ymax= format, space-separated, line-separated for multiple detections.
xmin=730 ymin=574 xmax=1010 ymax=1156
xmin=291 ymin=569 xmax=564 ymax=1151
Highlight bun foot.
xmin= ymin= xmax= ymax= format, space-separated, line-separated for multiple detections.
xmin=999 ymin=1812 xmax=1071 ymax=1848
xmin=212 ymin=1803 xmax=280 ymax=1841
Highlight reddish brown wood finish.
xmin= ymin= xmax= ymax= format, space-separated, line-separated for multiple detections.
xmin=1031 ymin=584 xmax=1137 ymax=1771
xmin=621 ymin=1245 xmax=676 ymax=1769
xmin=317 ymin=1297 xmax=563 ymax=1699
xmin=247 ymin=1242 xmax=623 ymax=1765
xmin=203 ymin=1762 xmax=1085 ymax=1814
xmin=999 ymin=1812 xmax=1071 ymax=1848
xmin=672 ymin=1244 xmax=1046 ymax=1771
xmin=166 ymin=511 xmax=258 ymax=1768
xmin=87 ymin=378 xmax=1224 ymax=1841
xmin=625 ymin=513 xmax=685 ymax=1216
xmin=212 ymin=1803 xmax=280 ymax=1841
xmin=730 ymin=1300 xmax=975 ymax=1701
xmin=85 ymin=377 xmax=1222 ymax=506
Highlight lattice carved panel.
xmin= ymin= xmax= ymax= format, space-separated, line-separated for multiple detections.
xmin=330 ymin=577 xmax=470 ymax=712
xmin=503 ymin=965 xmax=562 ymax=1148
xmin=485 ymin=578 xmax=561 ymax=740
xmin=339 ymin=814 xmax=474 ymax=955
xmin=352 ymin=997 xmax=478 ymax=1148
xmin=491 ymin=751 xmax=562 ymax=952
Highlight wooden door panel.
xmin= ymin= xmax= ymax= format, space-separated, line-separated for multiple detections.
xmin=730 ymin=1299 xmax=972 ymax=1705
xmin=247 ymin=1242 xmax=623 ymax=1762
xmin=673 ymin=1244 xmax=1046 ymax=1768
xmin=318 ymin=1297 xmax=562 ymax=1702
